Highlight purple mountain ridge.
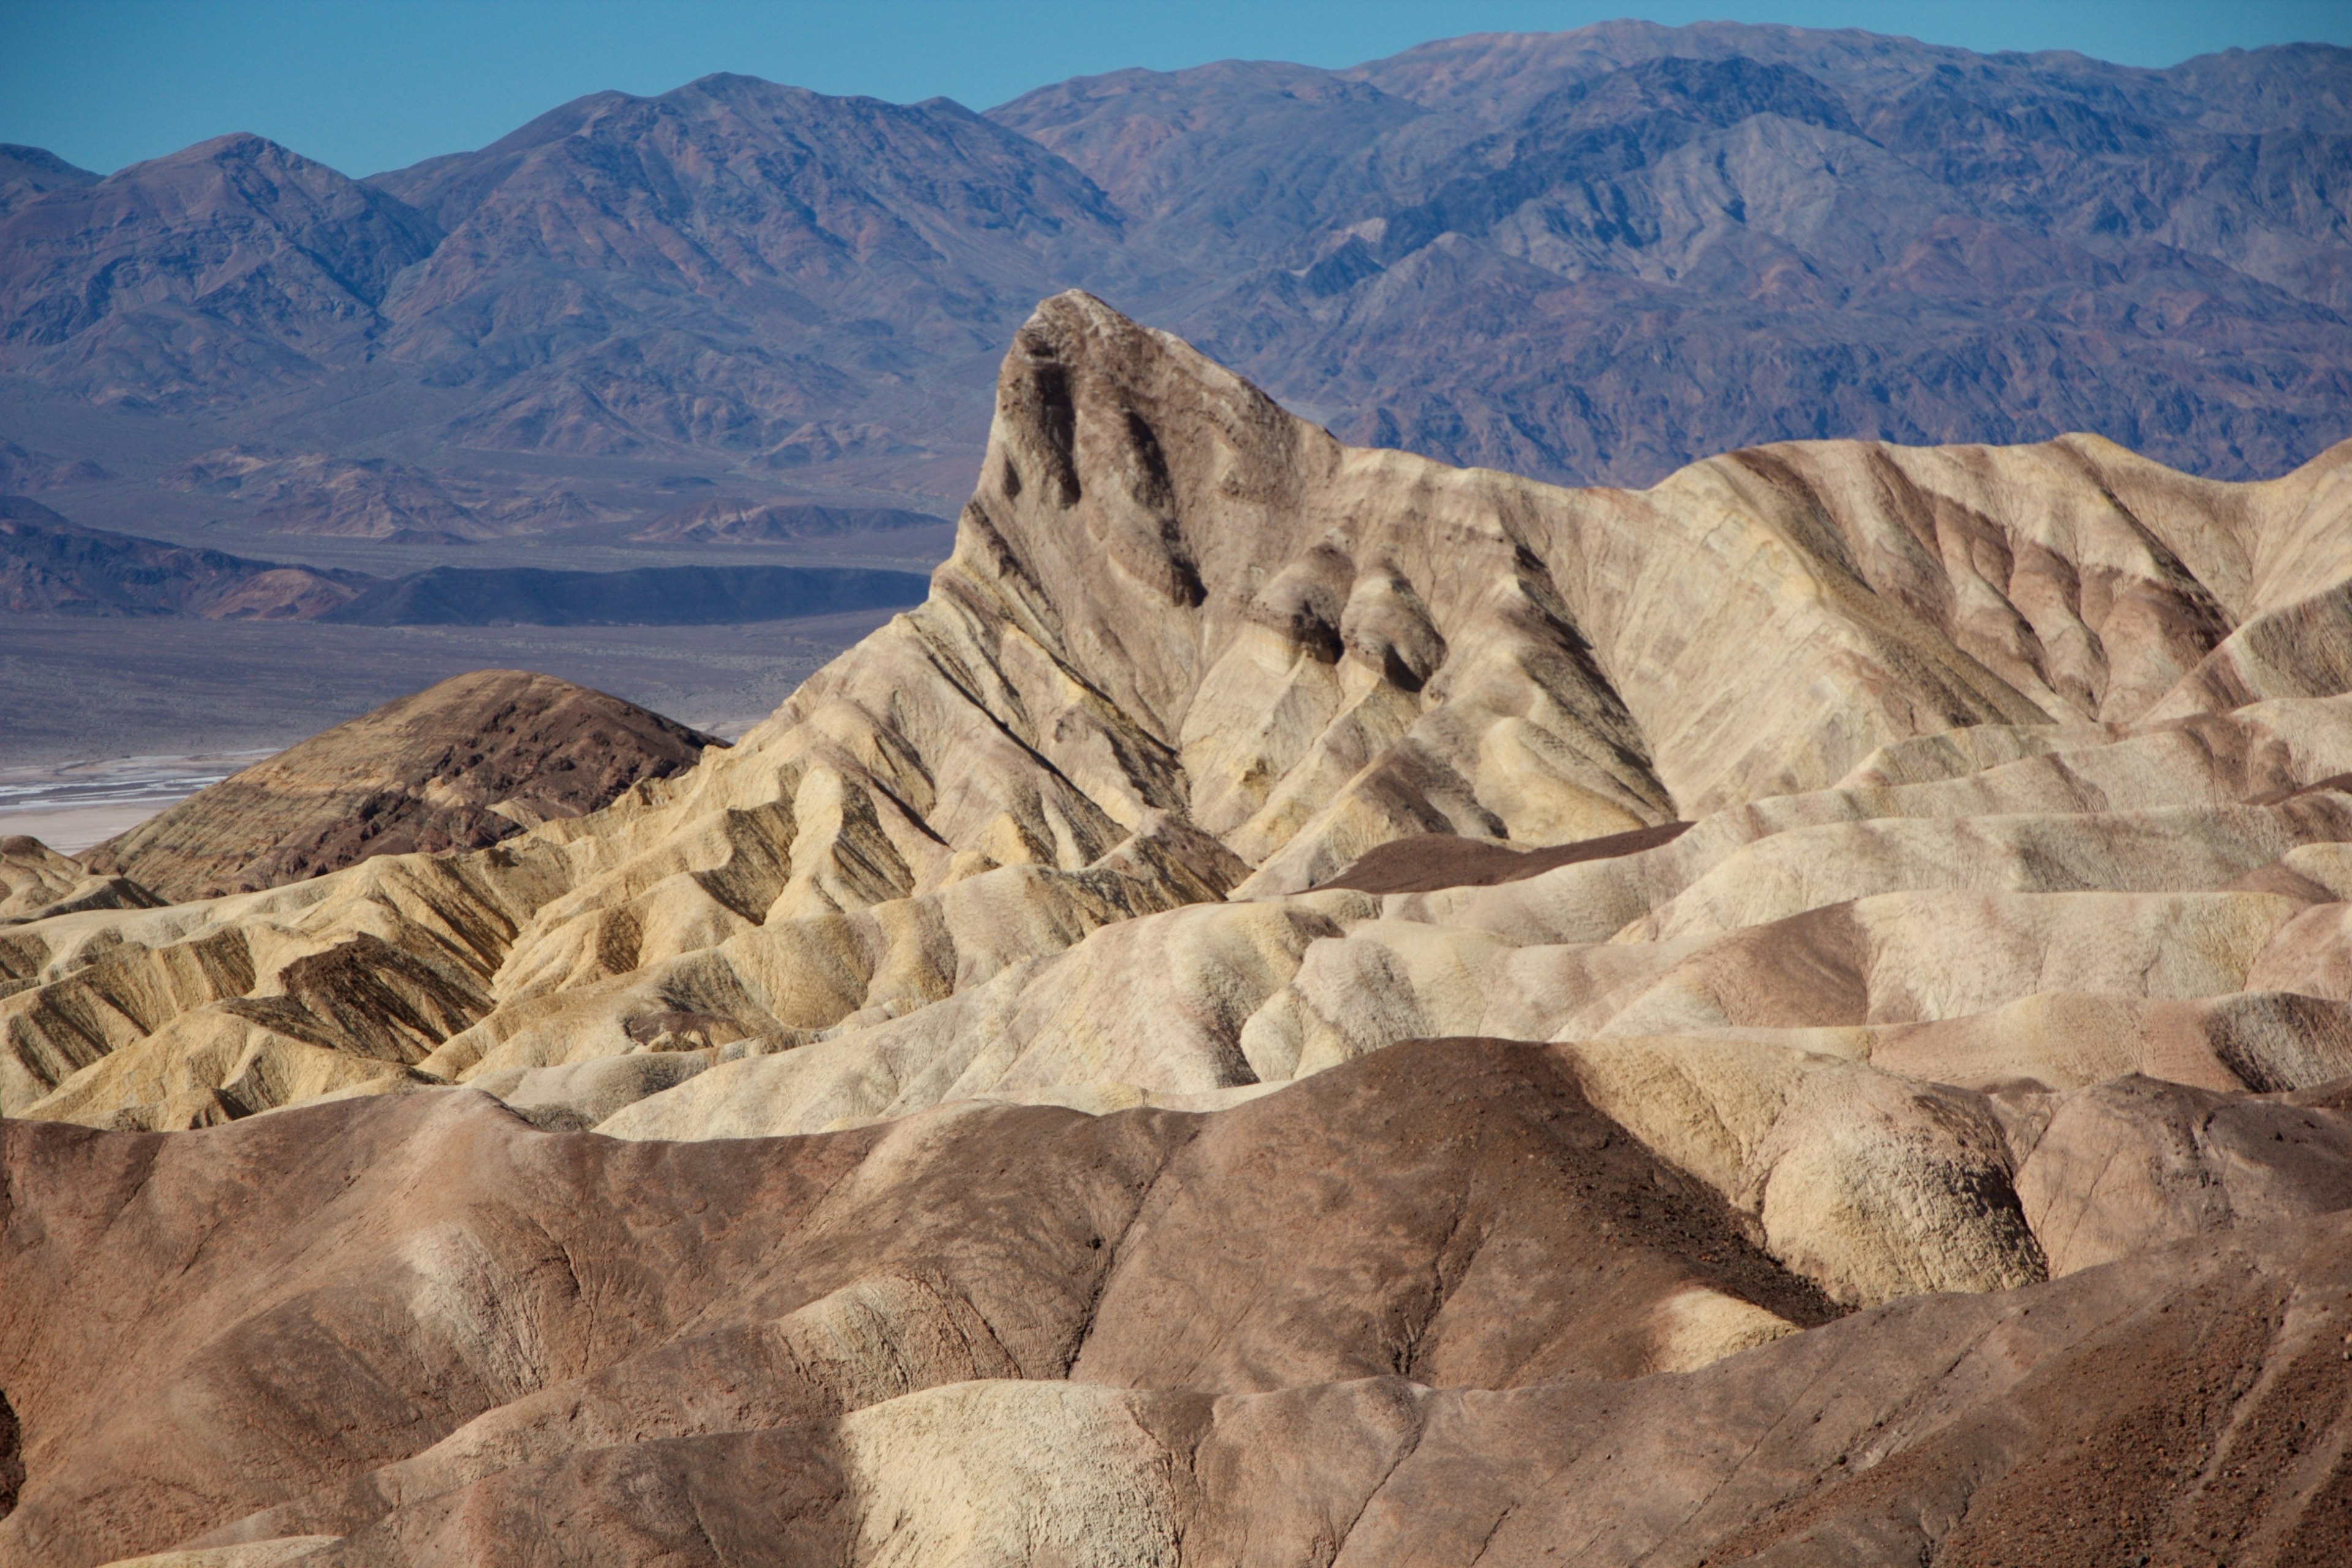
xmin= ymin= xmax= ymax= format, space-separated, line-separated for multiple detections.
xmin=0 ymin=21 xmax=2345 ymax=499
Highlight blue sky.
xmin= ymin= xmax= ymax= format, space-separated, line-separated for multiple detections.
xmin=3 ymin=1 xmax=2345 ymax=178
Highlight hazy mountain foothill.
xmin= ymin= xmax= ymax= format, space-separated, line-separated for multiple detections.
xmin=0 ymin=495 xmax=371 ymax=619
xmin=7 ymin=18 xmax=2352 ymax=1567
xmin=0 ymin=498 xmax=926 ymax=625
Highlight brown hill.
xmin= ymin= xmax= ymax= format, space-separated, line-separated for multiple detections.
xmin=80 ymin=670 xmax=721 ymax=901
xmin=3 ymin=1041 xmax=2350 ymax=1564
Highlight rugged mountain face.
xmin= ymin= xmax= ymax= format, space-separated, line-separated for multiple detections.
xmin=0 ymin=132 xmax=442 ymax=405
xmin=0 ymin=496 xmax=370 ymax=617
xmin=363 ymin=74 xmax=1133 ymax=463
xmin=1000 ymin=24 xmax=2352 ymax=483
xmin=9 ymin=297 xmax=2352 ymax=1561
xmin=1 ymin=25 xmax=2345 ymax=503
xmin=80 ymin=669 xmax=720 ymax=902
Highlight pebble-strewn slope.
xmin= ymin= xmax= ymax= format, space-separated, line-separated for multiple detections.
xmin=7 ymin=295 xmax=2352 ymax=1564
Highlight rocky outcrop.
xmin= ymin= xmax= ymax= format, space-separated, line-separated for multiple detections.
xmin=0 ymin=837 xmax=157 ymax=927
xmin=80 ymin=670 xmax=720 ymax=902
xmin=10 ymin=291 xmax=2352 ymax=1136
xmin=11 ymin=296 xmax=2352 ymax=1561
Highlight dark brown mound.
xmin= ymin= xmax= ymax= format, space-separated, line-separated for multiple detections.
xmin=7 ymin=1040 xmax=2350 ymax=1564
xmin=80 ymin=669 xmax=720 ymax=900
xmin=0 ymin=1039 xmax=1833 ymax=1564
xmin=1316 ymin=820 xmax=1692 ymax=894
xmin=1185 ymin=1208 xmax=2352 ymax=1566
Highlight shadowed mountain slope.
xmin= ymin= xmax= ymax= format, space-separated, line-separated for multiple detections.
xmin=0 ymin=133 xmax=442 ymax=405
xmin=999 ymin=26 xmax=2352 ymax=484
xmin=8 ymin=297 xmax=2352 ymax=1561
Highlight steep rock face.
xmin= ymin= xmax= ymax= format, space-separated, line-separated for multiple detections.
xmin=80 ymin=670 xmax=720 ymax=901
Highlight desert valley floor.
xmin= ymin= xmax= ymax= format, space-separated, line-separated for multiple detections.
xmin=6 ymin=294 xmax=2352 ymax=1564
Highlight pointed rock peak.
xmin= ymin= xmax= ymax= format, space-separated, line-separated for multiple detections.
xmin=974 ymin=292 xmax=1307 ymax=612
xmin=137 ymin=130 xmax=323 ymax=175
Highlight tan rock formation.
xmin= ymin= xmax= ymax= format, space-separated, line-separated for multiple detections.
xmin=4 ymin=292 xmax=2351 ymax=1164
xmin=0 ymin=835 xmax=157 ymax=927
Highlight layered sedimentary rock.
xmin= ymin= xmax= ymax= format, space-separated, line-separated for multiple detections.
xmin=9 ymin=294 xmax=2352 ymax=1562
xmin=0 ymin=837 xmax=157 ymax=926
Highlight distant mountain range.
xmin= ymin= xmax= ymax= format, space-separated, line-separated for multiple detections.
xmin=0 ymin=496 xmax=927 ymax=624
xmin=1 ymin=20 xmax=2346 ymax=502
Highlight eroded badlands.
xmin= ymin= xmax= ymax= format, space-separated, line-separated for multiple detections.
xmin=7 ymin=293 xmax=2352 ymax=1564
